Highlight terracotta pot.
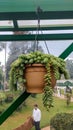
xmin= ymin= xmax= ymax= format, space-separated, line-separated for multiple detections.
xmin=24 ymin=64 xmax=56 ymax=93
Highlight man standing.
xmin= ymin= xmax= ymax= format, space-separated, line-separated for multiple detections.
xmin=32 ymin=104 xmax=41 ymax=130
xmin=65 ymin=85 xmax=72 ymax=106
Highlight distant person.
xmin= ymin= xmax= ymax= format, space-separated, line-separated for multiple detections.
xmin=65 ymin=85 xmax=72 ymax=94
xmin=65 ymin=85 xmax=72 ymax=106
xmin=57 ymin=88 xmax=61 ymax=97
xmin=32 ymin=104 xmax=41 ymax=130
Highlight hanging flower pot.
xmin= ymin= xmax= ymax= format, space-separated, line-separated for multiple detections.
xmin=24 ymin=64 xmax=47 ymax=93
xmin=9 ymin=51 xmax=69 ymax=110
xmin=24 ymin=64 xmax=56 ymax=93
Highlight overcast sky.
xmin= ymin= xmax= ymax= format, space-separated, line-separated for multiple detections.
xmin=0 ymin=40 xmax=73 ymax=66
xmin=42 ymin=40 xmax=73 ymax=57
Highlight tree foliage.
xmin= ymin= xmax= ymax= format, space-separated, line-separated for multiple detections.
xmin=0 ymin=67 xmax=3 ymax=81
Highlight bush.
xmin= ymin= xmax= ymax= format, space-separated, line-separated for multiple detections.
xmin=50 ymin=113 xmax=73 ymax=130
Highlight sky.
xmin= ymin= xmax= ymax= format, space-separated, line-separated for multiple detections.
xmin=0 ymin=40 xmax=73 ymax=66
xmin=42 ymin=40 xmax=73 ymax=57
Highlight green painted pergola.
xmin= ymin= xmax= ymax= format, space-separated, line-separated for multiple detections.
xmin=0 ymin=0 xmax=73 ymax=125
xmin=0 ymin=0 xmax=73 ymax=40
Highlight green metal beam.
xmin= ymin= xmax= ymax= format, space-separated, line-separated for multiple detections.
xmin=0 ymin=11 xmax=73 ymax=20
xmin=0 ymin=33 xmax=73 ymax=41
xmin=0 ymin=91 xmax=30 ymax=125
xmin=0 ymin=26 xmax=73 ymax=31
xmin=59 ymin=43 xmax=73 ymax=59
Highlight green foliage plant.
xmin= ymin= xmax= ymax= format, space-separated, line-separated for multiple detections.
xmin=9 ymin=51 xmax=69 ymax=111
xmin=50 ymin=112 xmax=73 ymax=130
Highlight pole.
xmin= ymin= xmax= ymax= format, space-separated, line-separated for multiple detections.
xmin=4 ymin=42 xmax=6 ymax=90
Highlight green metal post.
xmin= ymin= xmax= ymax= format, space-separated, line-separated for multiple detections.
xmin=59 ymin=43 xmax=73 ymax=59
xmin=0 ymin=33 xmax=73 ymax=41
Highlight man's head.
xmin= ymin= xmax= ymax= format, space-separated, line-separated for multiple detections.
xmin=34 ymin=104 xmax=38 ymax=110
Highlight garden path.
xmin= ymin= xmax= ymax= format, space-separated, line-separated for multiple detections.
xmin=42 ymin=126 xmax=50 ymax=130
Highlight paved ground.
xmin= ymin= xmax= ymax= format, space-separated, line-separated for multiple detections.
xmin=42 ymin=126 xmax=50 ymax=130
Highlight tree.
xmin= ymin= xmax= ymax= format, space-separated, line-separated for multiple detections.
xmin=0 ymin=66 xmax=3 ymax=81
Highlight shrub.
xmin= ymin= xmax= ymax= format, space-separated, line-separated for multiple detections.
xmin=50 ymin=112 xmax=73 ymax=130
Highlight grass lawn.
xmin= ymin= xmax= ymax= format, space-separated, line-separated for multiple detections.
xmin=0 ymin=93 xmax=73 ymax=130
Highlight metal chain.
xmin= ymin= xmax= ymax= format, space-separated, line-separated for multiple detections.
xmin=34 ymin=5 xmax=50 ymax=54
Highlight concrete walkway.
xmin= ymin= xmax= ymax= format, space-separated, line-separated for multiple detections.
xmin=42 ymin=126 xmax=50 ymax=130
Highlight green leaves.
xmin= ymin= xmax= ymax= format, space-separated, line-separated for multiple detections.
xmin=43 ymin=86 xmax=53 ymax=111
